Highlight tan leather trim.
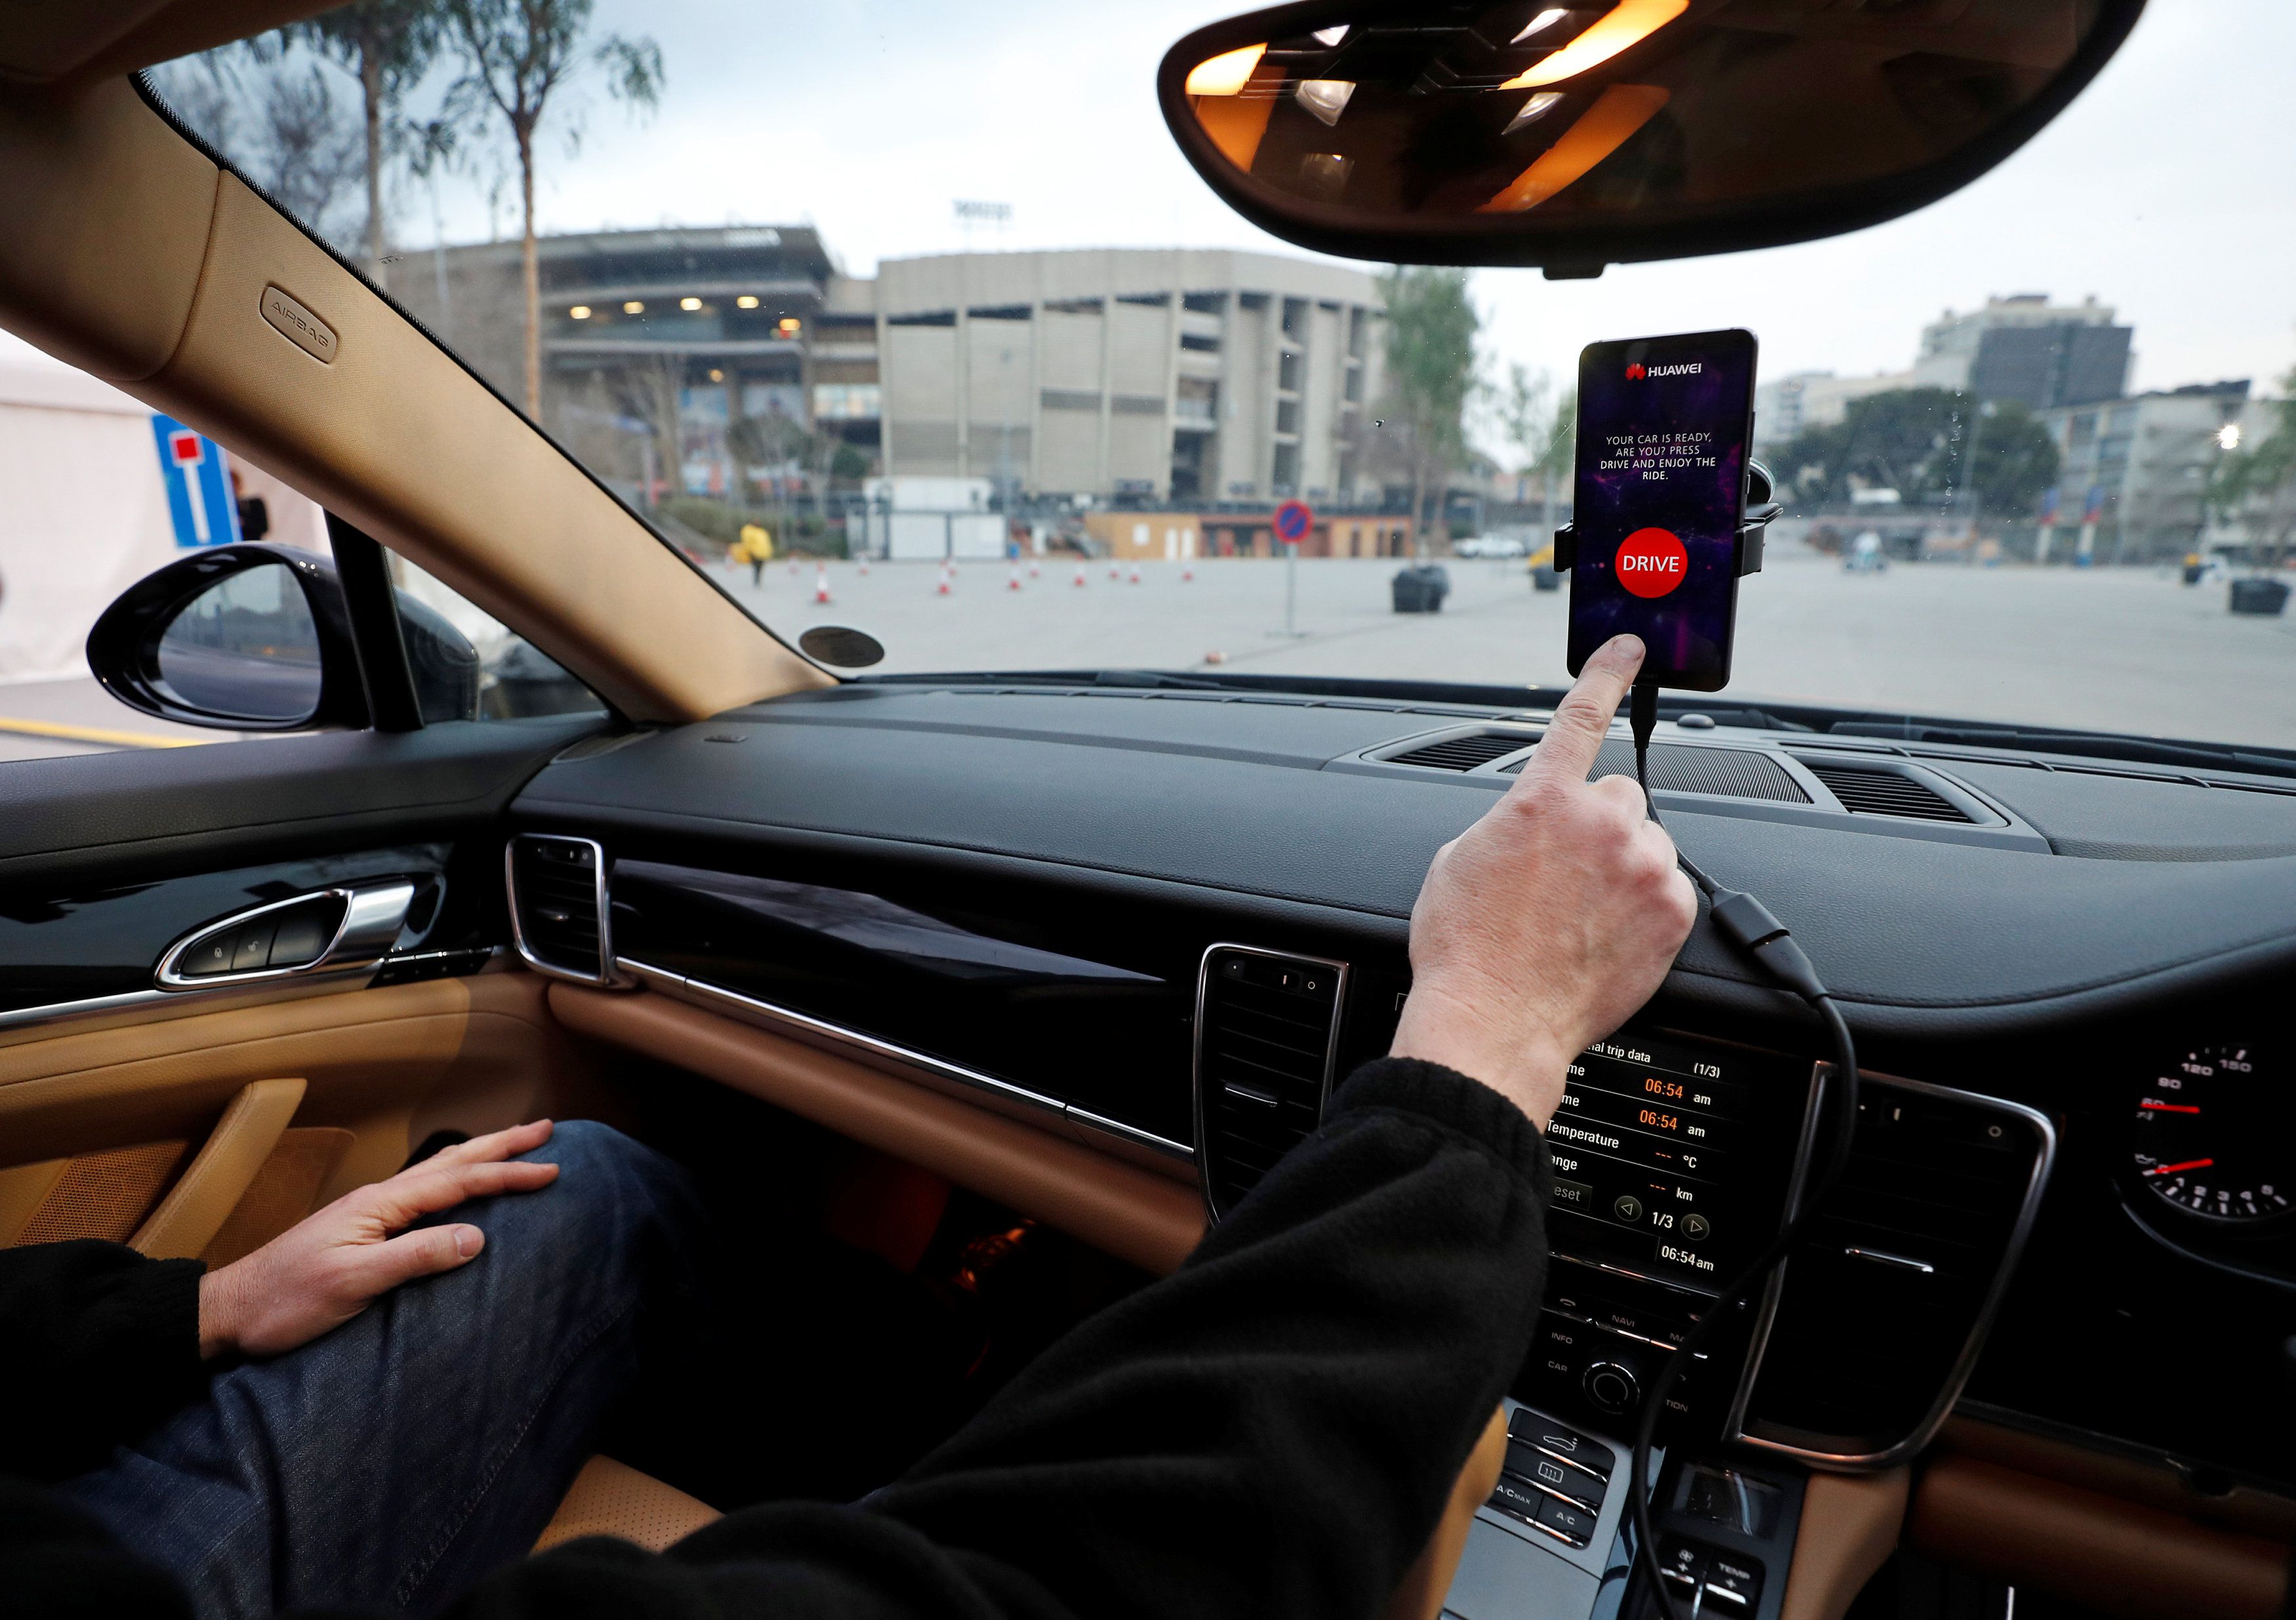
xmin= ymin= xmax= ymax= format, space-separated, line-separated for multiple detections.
xmin=0 ymin=76 xmax=215 ymax=380
xmin=201 ymin=1125 xmax=352 ymax=1267
xmin=131 ymin=1075 xmax=305 ymax=1258
xmin=28 ymin=3 xmax=346 ymax=89
xmin=1907 ymin=1453 xmax=2289 ymax=1620
xmin=535 ymin=1456 xmax=720 ymax=1555
xmin=548 ymin=983 xmax=1209 ymax=1276
xmin=0 ymin=975 xmax=606 ymax=1202
xmin=1938 ymin=1414 xmax=2296 ymax=1544
xmin=1778 ymin=1468 xmax=1907 ymax=1620
xmin=0 ymin=1157 xmax=72 ymax=1244
xmin=1385 ymin=1407 xmax=1507 ymax=1620
xmin=0 ymin=77 xmax=828 ymax=721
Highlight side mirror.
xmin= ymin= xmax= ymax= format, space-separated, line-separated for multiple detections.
xmin=88 ymin=544 xmax=369 ymax=731
xmin=1160 ymin=0 xmax=2144 ymax=273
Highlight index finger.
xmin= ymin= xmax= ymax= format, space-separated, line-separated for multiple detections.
xmin=1525 ymin=635 xmax=1645 ymax=784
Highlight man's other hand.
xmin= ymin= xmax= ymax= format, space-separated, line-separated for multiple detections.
xmin=197 ymin=1120 xmax=560 ymax=1359
xmin=1391 ymin=636 xmax=1697 ymax=1129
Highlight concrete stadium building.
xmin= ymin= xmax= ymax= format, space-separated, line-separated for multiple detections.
xmin=392 ymin=230 xmax=1388 ymax=509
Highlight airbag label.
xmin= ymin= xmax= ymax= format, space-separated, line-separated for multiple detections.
xmin=260 ymin=285 xmax=337 ymax=363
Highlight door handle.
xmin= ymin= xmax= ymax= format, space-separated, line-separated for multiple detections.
xmin=155 ymin=880 xmax=419 ymax=990
xmin=130 ymin=1077 xmax=306 ymax=1259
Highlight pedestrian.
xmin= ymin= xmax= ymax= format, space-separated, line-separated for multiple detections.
xmin=733 ymin=519 xmax=773 ymax=586
xmin=230 ymin=466 xmax=270 ymax=545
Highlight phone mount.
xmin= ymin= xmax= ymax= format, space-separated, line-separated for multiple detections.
xmin=1548 ymin=458 xmax=1783 ymax=577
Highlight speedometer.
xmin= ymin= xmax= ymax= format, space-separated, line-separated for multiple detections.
xmin=2132 ymin=1044 xmax=2295 ymax=1223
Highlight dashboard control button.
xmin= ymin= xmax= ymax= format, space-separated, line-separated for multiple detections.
xmin=1613 ymin=1194 xmax=1644 ymax=1222
xmin=1533 ymin=1493 xmax=1597 ymax=1545
xmin=1584 ymin=1362 xmax=1640 ymax=1413
xmin=232 ymin=918 xmax=278 ymax=973
xmin=1485 ymin=1472 xmax=1549 ymax=1529
xmin=1682 ymin=1213 xmax=1712 ymax=1240
xmin=1507 ymin=1411 xmax=1616 ymax=1476
xmin=180 ymin=929 xmax=238 ymax=977
xmin=1506 ymin=1441 xmax=1604 ymax=1507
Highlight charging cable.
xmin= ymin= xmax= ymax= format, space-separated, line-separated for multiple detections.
xmin=1622 ymin=681 xmax=1863 ymax=1620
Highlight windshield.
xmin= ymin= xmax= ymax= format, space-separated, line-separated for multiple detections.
xmin=142 ymin=0 xmax=2296 ymax=750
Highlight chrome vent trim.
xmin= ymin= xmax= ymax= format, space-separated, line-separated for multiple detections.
xmin=1724 ymin=1067 xmax=2057 ymax=1470
xmin=1193 ymin=943 xmax=1349 ymax=1222
xmin=505 ymin=834 xmax=620 ymax=986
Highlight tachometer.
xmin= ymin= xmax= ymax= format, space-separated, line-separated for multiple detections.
xmin=2132 ymin=1044 xmax=2294 ymax=1223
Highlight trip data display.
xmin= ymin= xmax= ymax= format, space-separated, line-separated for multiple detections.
xmin=1546 ymin=1031 xmax=1802 ymax=1289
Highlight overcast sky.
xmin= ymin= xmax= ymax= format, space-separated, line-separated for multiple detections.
xmin=12 ymin=0 xmax=2292 ymax=413
xmin=386 ymin=0 xmax=2293 ymax=408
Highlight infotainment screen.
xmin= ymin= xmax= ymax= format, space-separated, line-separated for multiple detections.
xmin=1544 ymin=1030 xmax=1808 ymax=1291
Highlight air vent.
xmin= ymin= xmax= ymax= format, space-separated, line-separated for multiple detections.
xmin=1735 ymin=1079 xmax=2051 ymax=1463
xmin=506 ymin=835 xmax=614 ymax=984
xmin=1385 ymin=731 xmax=1535 ymax=771
xmin=1195 ymin=946 xmax=1347 ymax=1220
xmin=1500 ymin=740 xmax=1811 ymax=803
xmin=1801 ymin=760 xmax=1975 ymax=822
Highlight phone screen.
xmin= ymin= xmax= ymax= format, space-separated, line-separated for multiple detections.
xmin=1567 ymin=329 xmax=1758 ymax=691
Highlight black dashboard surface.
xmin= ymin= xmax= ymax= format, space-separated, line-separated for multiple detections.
xmin=511 ymin=681 xmax=2296 ymax=1489
xmin=516 ymin=683 xmax=2296 ymax=1035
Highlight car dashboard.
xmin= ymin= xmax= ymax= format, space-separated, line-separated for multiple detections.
xmin=9 ymin=678 xmax=2291 ymax=1615
xmin=499 ymin=681 xmax=2296 ymax=1508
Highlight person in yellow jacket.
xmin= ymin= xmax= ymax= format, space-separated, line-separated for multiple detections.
xmin=732 ymin=521 xmax=773 ymax=584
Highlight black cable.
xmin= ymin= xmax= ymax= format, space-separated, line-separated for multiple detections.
xmin=1622 ymin=681 xmax=1863 ymax=1620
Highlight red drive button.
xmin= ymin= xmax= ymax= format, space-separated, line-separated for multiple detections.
xmin=1614 ymin=527 xmax=1688 ymax=598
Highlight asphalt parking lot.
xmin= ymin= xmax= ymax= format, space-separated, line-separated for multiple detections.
xmin=6 ymin=546 xmax=2291 ymax=760
xmin=737 ymin=547 xmax=2296 ymax=751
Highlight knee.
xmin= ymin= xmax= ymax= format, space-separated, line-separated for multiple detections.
xmin=478 ymin=1120 xmax=703 ymax=1262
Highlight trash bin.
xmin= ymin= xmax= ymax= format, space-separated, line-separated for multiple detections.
xmin=1391 ymin=564 xmax=1451 ymax=613
xmin=2229 ymin=577 xmax=2291 ymax=617
xmin=1531 ymin=563 xmax=1562 ymax=592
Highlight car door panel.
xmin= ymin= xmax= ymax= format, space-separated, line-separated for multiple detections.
xmin=0 ymin=973 xmax=615 ymax=1261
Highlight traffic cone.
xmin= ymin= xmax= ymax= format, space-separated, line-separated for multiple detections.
xmin=1008 ymin=565 xmax=1022 ymax=592
xmin=936 ymin=565 xmax=952 ymax=596
xmin=814 ymin=566 xmax=830 ymax=605
xmin=1128 ymin=564 xmax=1141 ymax=584
xmin=1073 ymin=563 xmax=1088 ymax=588
xmin=789 ymin=557 xmax=800 ymax=576
xmin=858 ymin=557 xmax=870 ymax=576
xmin=1109 ymin=562 xmax=1120 ymax=580
xmin=1182 ymin=561 xmax=1194 ymax=582
xmin=1028 ymin=560 xmax=1040 ymax=579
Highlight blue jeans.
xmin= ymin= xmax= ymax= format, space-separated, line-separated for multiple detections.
xmin=64 ymin=1120 xmax=709 ymax=1619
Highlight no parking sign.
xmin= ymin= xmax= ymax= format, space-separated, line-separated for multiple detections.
xmin=150 ymin=414 xmax=243 ymax=550
xmin=1273 ymin=498 xmax=1313 ymax=547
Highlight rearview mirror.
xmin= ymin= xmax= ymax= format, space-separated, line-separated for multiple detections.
xmin=1160 ymin=0 xmax=2144 ymax=273
xmin=88 ymin=544 xmax=371 ymax=731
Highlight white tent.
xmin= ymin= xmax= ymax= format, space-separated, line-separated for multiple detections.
xmin=0 ymin=356 xmax=326 ymax=684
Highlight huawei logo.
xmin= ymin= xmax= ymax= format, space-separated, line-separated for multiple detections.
xmin=1625 ymin=363 xmax=1645 ymax=380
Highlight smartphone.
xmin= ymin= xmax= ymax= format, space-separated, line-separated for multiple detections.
xmin=1566 ymin=329 xmax=1759 ymax=692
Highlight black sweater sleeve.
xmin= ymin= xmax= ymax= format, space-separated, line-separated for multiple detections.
xmin=0 ymin=1239 xmax=209 ymax=1481
xmin=459 ymin=1056 xmax=1553 ymax=1620
xmin=0 ymin=1059 xmax=1550 ymax=1620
